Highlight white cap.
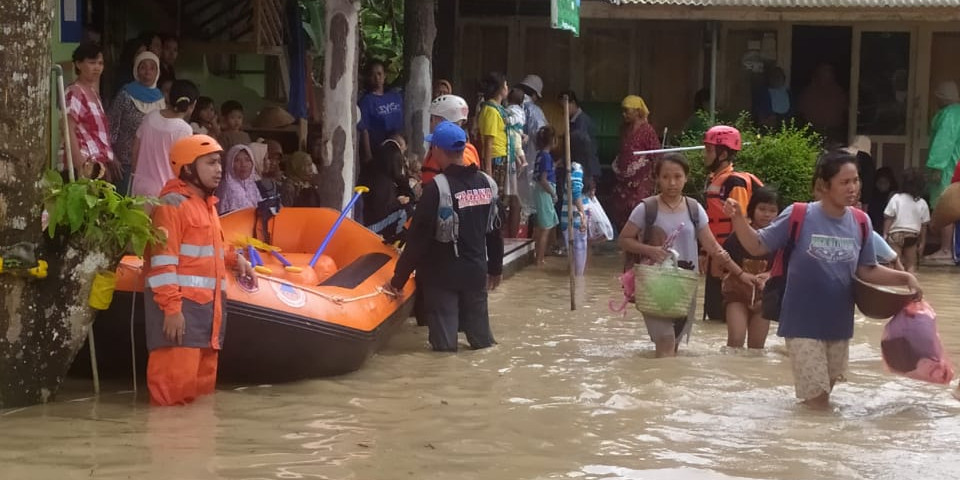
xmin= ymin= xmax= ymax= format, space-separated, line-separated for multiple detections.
xmin=518 ymin=74 xmax=544 ymax=98
xmin=429 ymin=95 xmax=469 ymax=123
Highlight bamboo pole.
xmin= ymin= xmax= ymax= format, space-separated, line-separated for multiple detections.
xmin=563 ymin=95 xmax=576 ymax=311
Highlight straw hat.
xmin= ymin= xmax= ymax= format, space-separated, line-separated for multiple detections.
xmin=253 ymin=106 xmax=296 ymax=129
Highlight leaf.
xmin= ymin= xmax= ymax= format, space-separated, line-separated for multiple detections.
xmin=65 ymin=186 xmax=87 ymax=233
xmin=43 ymin=169 xmax=64 ymax=189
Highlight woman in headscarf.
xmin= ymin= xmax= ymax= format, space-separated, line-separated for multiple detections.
xmin=108 ymin=51 xmax=165 ymax=193
xmin=281 ymin=152 xmax=323 ymax=207
xmin=612 ymin=95 xmax=660 ymax=229
xmin=216 ymin=144 xmax=263 ymax=215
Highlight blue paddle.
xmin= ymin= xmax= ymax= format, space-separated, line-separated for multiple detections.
xmin=309 ymin=186 xmax=369 ymax=268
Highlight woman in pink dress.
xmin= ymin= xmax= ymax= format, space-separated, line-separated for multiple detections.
xmin=612 ymin=95 xmax=661 ymax=229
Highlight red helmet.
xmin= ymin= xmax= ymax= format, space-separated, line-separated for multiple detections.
xmin=704 ymin=125 xmax=742 ymax=151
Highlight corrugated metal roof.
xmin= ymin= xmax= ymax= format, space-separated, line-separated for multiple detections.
xmin=609 ymin=0 xmax=960 ymax=7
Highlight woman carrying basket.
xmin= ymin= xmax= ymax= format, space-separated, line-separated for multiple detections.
xmin=617 ymin=153 xmax=746 ymax=357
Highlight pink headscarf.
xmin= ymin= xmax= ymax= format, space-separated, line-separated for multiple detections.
xmin=216 ymin=144 xmax=262 ymax=215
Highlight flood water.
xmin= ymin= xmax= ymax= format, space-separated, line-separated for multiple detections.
xmin=2 ymin=253 xmax=959 ymax=480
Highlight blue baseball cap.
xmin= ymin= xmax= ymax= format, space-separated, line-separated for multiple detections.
xmin=425 ymin=121 xmax=467 ymax=152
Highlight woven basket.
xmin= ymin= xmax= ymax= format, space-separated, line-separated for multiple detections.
xmin=634 ymin=257 xmax=698 ymax=318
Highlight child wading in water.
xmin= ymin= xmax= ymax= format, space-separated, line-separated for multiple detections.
xmin=533 ymin=126 xmax=559 ymax=264
xmin=883 ymin=169 xmax=929 ymax=273
xmin=724 ymin=151 xmax=921 ymax=408
xmin=722 ymin=187 xmax=779 ymax=349
xmin=618 ymin=153 xmax=742 ymax=357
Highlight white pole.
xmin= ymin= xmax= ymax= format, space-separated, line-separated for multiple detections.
xmin=633 ymin=142 xmax=752 ymax=157
xmin=634 ymin=145 xmax=705 ymax=156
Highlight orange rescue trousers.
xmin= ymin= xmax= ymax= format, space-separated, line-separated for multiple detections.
xmin=147 ymin=347 xmax=219 ymax=406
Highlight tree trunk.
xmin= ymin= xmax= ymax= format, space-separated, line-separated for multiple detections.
xmin=403 ymin=0 xmax=437 ymax=165
xmin=0 ymin=0 xmax=111 ymax=408
xmin=317 ymin=0 xmax=361 ymax=210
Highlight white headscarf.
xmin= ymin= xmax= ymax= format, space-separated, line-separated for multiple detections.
xmin=124 ymin=51 xmax=165 ymax=114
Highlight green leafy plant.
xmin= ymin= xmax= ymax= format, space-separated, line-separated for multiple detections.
xmin=43 ymin=170 xmax=160 ymax=257
xmin=360 ymin=0 xmax=404 ymax=83
xmin=677 ymin=113 xmax=822 ymax=205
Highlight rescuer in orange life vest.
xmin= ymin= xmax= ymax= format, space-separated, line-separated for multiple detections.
xmin=143 ymin=134 xmax=255 ymax=406
xmin=702 ymin=125 xmax=763 ymax=322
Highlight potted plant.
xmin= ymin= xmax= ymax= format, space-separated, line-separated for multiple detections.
xmin=43 ymin=170 xmax=159 ymax=310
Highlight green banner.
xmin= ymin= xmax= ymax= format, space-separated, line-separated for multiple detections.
xmin=551 ymin=0 xmax=580 ymax=37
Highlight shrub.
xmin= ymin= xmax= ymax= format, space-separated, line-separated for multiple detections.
xmin=677 ymin=113 xmax=822 ymax=206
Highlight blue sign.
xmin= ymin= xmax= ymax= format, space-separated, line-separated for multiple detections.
xmin=61 ymin=0 xmax=84 ymax=44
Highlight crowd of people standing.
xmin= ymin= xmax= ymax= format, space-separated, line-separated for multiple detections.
xmin=59 ymin=38 xmax=957 ymax=409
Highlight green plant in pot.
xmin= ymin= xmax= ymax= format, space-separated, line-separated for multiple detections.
xmin=43 ymin=171 xmax=160 ymax=310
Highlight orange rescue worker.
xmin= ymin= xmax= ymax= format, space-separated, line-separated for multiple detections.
xmin=702 ymin=126 xmax=762 ymax=322
xmin=144 ymin=134 xmax=255 ymax=406
xmin=421 ymin=95 xmax=480 ymax=184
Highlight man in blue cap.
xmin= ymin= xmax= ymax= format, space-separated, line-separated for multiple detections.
xmin=386 ymin=121 xmax=504 ymax=351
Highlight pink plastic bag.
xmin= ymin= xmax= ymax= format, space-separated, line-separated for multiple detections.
xmin=609 ymin=268 xmax=635 ymax=315
xmin=880 ymin=301 xmax=954 ymax=385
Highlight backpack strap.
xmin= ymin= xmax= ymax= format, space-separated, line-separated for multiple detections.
xmin=479 ymin=172 xmax=500 ymax=233
xmin=850 ymin=207 xmax=870 ymax=244
xmin=685 ymin=197 xmax=700 ymax=232
xmin=641 ymin=197 xmax=658 ymax=244
xmin=769 ymin=202 xmax=807 ymax=277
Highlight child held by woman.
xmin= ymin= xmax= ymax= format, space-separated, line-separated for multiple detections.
xmin=722 ymin=187 xmax=780 ymax=349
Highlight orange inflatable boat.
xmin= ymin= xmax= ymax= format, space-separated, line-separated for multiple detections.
xmin=86 ymin=207 xmax=415 ymax=383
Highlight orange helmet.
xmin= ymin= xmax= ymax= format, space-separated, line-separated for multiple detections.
xmin=170 ymin=135 xmax=223 ymax=176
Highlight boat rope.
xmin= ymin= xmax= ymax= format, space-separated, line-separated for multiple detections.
xmin=255 ymin=273 xmax=399 ymax=305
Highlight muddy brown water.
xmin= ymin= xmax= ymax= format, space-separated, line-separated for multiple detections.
xmin=1 ymin=254 xmax=959 ymax=480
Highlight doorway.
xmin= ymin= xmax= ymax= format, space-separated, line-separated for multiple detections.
xmin=791 ymin=25 xmax=853 ymax=145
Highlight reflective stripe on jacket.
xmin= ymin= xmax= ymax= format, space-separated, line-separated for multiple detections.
xmin=144 ymin=179 xmax=235 ymax=351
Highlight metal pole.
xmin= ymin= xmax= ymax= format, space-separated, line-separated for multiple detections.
xmin=634 ymin=145 xmax=705 ymax=156
xmin=88 ymin=328 xmax=100 ymax=395
xmin=710 ymin=23 xmax=719 ymax=124
xmin=563 ymin=96 xmax=576 ymax=311
xmin=633 ymin=142 xmax=752 ymax=157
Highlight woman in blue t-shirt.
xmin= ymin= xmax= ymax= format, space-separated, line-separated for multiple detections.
xmin=724 ymin=151 xmax=921 ymax=409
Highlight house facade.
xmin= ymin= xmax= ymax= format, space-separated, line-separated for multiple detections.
xmin=451 ymin=0 xmax=960 ymax=174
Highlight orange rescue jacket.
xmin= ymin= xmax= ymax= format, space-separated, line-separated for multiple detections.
xmin=144 ymin=179 xmax=236 ymax=351
xmin=421 ymin=142 xmax=480 ymax=184
xmin=705 ymin=164 xmax=763 ymax=243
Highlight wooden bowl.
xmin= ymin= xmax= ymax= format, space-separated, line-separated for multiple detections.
xmin=854 ymin=277 xmax=916 ymax=319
